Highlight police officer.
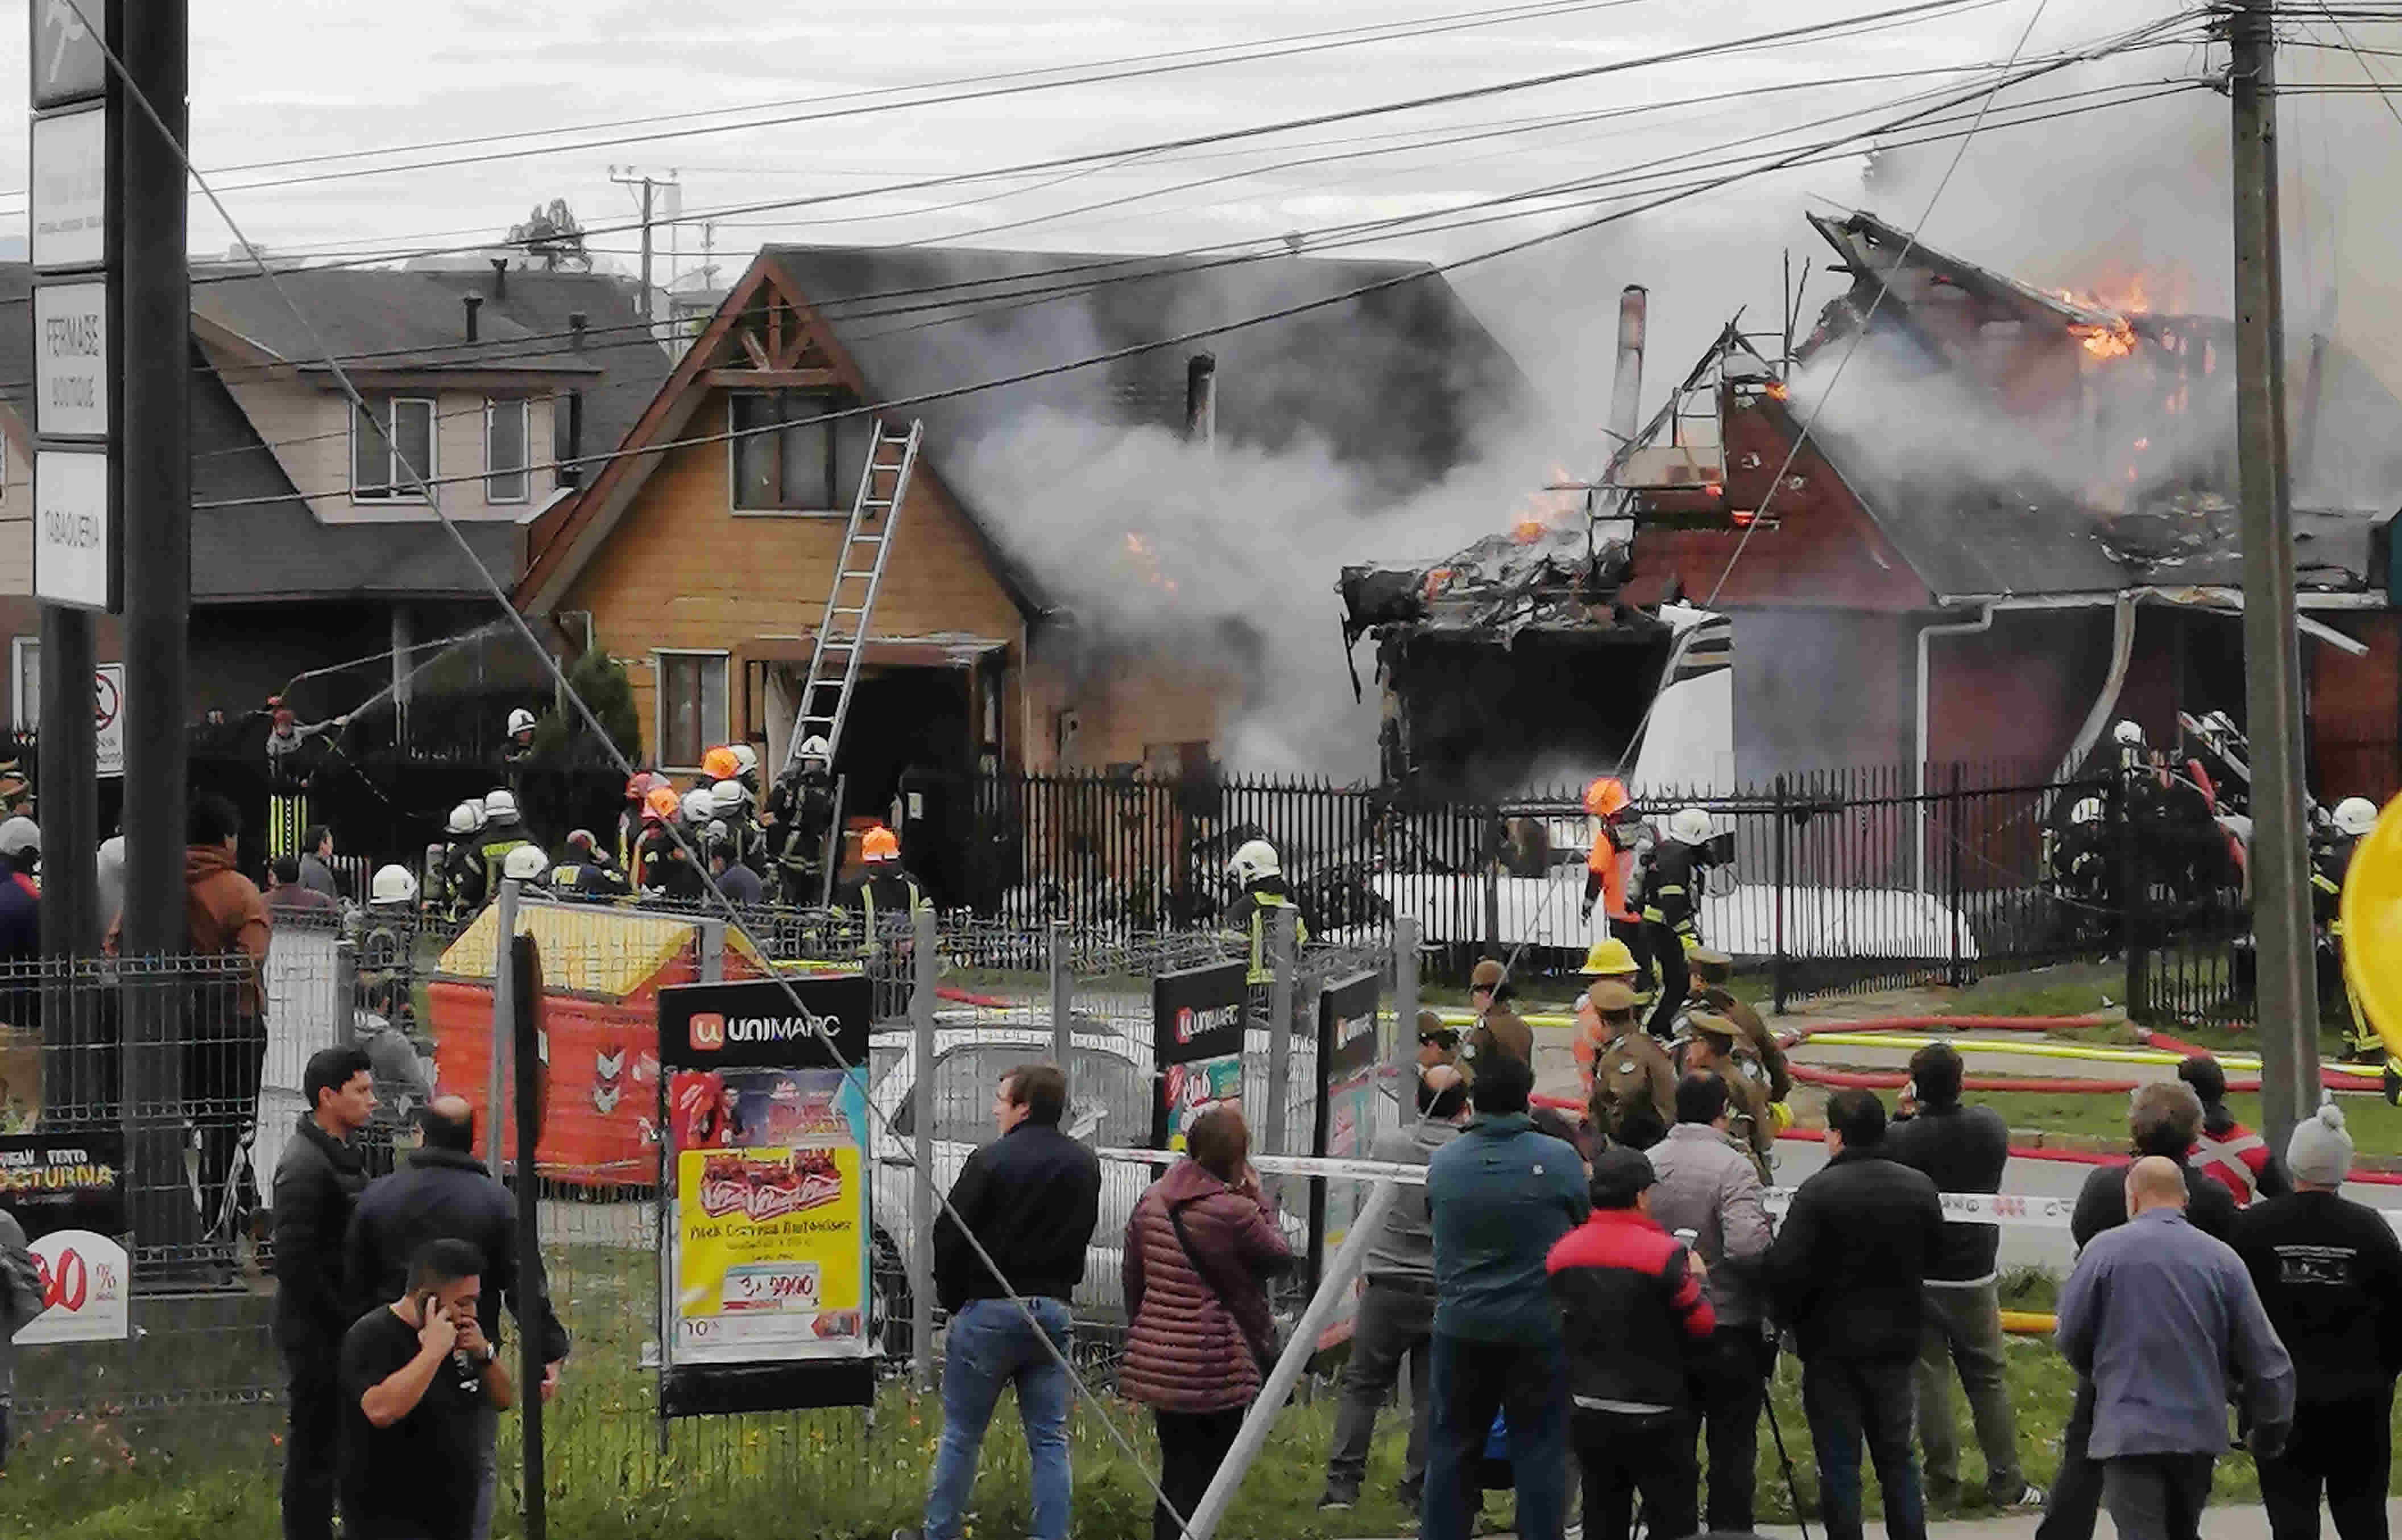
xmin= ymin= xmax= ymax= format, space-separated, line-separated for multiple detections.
xmin=1685 ymin=948 xmax=1790 ymax=1103
xmin=1572 ymin=937 xmax=1651 ymax=1084
xmin=839 ymin=825 xmax=929 ymax=936
xmin=2322 ymin=797 xmax=2380 ymax=1063
xmin=1416 ymin=1010 xmax=1464 ymax=1081
xmin=1683 ymin=1012 xmax=1774 ymax=1183
xmin=1220 ymin=838 xmax=1312 ymax=984
xmin=1462 ymin=958 xmax=1533 ymax=1074
xmin=1584 ymin=979 xmax=1674 ymax=1143
xmin=1636 ymin=806 xmax=1719 ymax=1040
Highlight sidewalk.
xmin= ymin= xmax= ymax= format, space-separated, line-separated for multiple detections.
xmin=1747 ymin=1497 xmax=2402 ymax=1537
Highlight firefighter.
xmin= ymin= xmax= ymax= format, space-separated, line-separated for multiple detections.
xmin=633 ymin=784 xmax=684 ymax=892
xmin=498 ymin=842 xmax=553 ymax=899
xmin=711 ymin=780 xmax=769 ymax=876
xmin=1461 ymin=958 xmax=1533 ymax=1073
xmin=2322 ymin=796 xmax=2382 ymax=1062
xmin=618 ymin=771 xmax=660 ymax=871
xmin=429 ymin=801 xmax=484 ymax=917
xmin=1684 ymin=947 xmax=1790 ymax=1102
xmin=702 ymin=744 xmax=742 ymax=786
xmin=1220 ymin=838 xmax=1312 ymax=984
xmin=768 ymin=736 xmax=839 ymax=906
xmin=839 ymin=825 xmax=929 ymax=935
xmin=552 ymin=829 xmax=632 ymax=903
xmin=1582 ymin=980 xmax=1674 ymax=1142
xmin=502 ymin=706 xmax=539 ymax=783
xmin=729 ymin=742 xmax=763 ymax=796
xmin=1683 ymin=1011 xmax=1775 ymax=1183
xmin=474 ymin=789 xmax=537 ymax=898
xmin=2048 ymin=794 xmax=2113 ymax=913
xmin=1634 ymin=806 xmax=1717 ymax=1040
xmin=1576 ymin=775 xmax=1653 ymax=992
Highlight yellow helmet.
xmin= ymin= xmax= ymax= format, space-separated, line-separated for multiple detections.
xmin=1579 ymin=937 xmax=1639 ymax=976
xmin=1769 ymin=1101 xmax=1794 ymax=1135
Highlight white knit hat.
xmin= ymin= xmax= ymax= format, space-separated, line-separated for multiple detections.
xmin=2286 ymin=1098 xmax=2354 ymax=1187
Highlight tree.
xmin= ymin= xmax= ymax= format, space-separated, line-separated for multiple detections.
xmin=507 ymin=199 xmax=591 ymax=272
xmin=531 ymin=649 xmax=641 ymax=765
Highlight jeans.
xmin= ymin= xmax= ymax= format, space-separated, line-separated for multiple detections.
xmin=470 ymin=1405 xmax=499 ymax=1540
xmin=1572 ymin=1406 xmax=1699 ymax=1540
xmin=1914 ymin=1282 xmax=2026 ymax=1502
xmin=1326 ymin=1278 xmax=1436 ymax=1495
xmin=1694 ymin=1325 xmax=1764 ymax=1531
xmin=2258 ymin=1392 xmax=2393 ymax=1540
xmin=1421 ymin=1332 xmax=1571 ymax=1540
xmin=1155 ymin=1406 xmax=1246 ymax=1540
xmin=2100 ymin=1454 xmax=2215 ymax=1540
xmin=923 ymin=1297 xmax=1075 ymax=1540
xmin=1800 ymin=1356 xmax=1927 ymax=1540
xmin=2036 ymin=1378 xmax=2102 ymax=1540
xmin=280 ymin=1356 xmax=342 ymax=1540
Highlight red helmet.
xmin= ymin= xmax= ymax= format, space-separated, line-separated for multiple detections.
xmin=625 ymin=771 xmax=658 ymax=802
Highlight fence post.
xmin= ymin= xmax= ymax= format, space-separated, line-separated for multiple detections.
xmin=910 ymin=905 xmax=938 ymax=1392
xmin=1393 ymin=916 xmax=1421 ymax=1112
xmin=1264 ymin=906 xmax=1297 ymax=1210
xmin=488 ymin=877 xmax=519 ymax=1172
xmin=1049 ymin=918 xmax=1071 ymax=1076
xmin=698 ymin=917 xmax=725 ymax=984
xmin=1772 ymin=775 xmax=1791 ymax=1014
xmin=336 ymin=939 xmax=359 ymax=1048
xmin=2115 ymin=781 xmax=2145 ymax=1022
xmin=1947 ymin=762 xmax=1966 ymax=988
xmin=1482 ymin=812 xmax=1502 ymax=957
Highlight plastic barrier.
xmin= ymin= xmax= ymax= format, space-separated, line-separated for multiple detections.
xmin=2341 ymin=791 xmax=2402 ymax=1064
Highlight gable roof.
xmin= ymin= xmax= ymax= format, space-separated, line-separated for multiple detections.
xmin=516 ymin=241 xmax=1531 ymax=616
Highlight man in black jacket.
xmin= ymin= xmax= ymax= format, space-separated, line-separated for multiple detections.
xmin=2040 ymin=1078 xmax=2237 ymax=1540
xmin=913 ymin=1063 xmax=1102 ymax=1540
xmin=345 ymin=1097 xmax=569 ymax=1540
xmin=1769 ymin=1088 xmax=1942 ymax=1540
xmin=2232 ymin=1101 xmax=2402 ymax=1540
xmin=1886 ymin=1044 xmax=2041 ymax=1511
xmin=271 ymin=1046 xmax=376 ymax=1540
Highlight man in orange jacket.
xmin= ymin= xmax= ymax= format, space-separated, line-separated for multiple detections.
xmin=1577 ymin=778 xmax=1651 ymax=993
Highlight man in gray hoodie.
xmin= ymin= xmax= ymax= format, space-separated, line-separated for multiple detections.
xmin=1319 ymin=1064 xmax=1471 ymax=1512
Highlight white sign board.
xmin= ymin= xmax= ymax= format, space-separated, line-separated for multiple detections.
xmin=29 ymin=106 xmax=105 ymax=270
xmin=34 ymin=281 xmax=107 ymax=437
xmin=32 ymin=0 xmax=107 ymax=108
xmin=14 ymin=1228 xmax=130 ymax=1344
xmin=93 ymin=661 xmax=122 ymax=776
xmin=34 ymin=447 xmax=109 ymax=609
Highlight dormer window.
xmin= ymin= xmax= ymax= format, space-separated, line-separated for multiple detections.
xmin=351 ymin=396 xmax=435 ymax=501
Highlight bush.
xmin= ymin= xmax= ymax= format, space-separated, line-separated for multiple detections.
xmin=532 ymin=651 xmax=642 ymax=767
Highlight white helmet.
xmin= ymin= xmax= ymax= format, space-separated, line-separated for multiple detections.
xmin=447 ymin=801 xmax=484 ymax=835
xmin=2335 ymin=796 xmax=2379 ymax=838
xmin=680 ymin=788 xmax=715 ymax=825
xmin=2069 ymin=796 xmax=2105 ymax=826
xmin=370 ymin=864 xmax=420 ymax=904
xmin=483 ymin=789 xmax=519 ymax=821
xmin=796 ymin=735 xmax=831 ymax=768
xmin=711 ymin=779 xmax=751 ymax=817
xmin=506 ymin=707 xmax=538 ymax=737
xmin=1667 ymin=806 xmax=1714 ymax=846
xmin=1226 ymin=838 xmax=1281 ymax=886
xmin=2113 ymin=719 xmax=2146 ymax=748
xmin=0 ymin=817 xmax=40 ymax=859
xmin=502 ymin=844 xmax=550 ymax=881
xmin=730 ymin=743 xmax=760 ymax=778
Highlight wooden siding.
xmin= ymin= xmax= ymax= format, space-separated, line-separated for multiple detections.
xmin=0 ymin=419 xmax=28 ymax=597
xmin=562 ymin=390 xmax=1025 ymax=758
xmin=2312 ymin=612 xmax=2402 ymax=801
xmin=1927 ymin=607 xmax=2115 ymax=772
xmin=1021 ymin=646 xmax=1239 ymax=771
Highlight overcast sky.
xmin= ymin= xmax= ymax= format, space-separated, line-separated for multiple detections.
xmin=3 ymin=0 xmax=2399 ymax=411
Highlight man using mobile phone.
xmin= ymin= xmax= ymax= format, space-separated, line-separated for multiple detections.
xmin=339 ymin=1238 xmax=515 ymax=1540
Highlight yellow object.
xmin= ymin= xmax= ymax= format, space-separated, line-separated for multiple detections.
xmin=1580 ymin=938 xmax=1639 ymax=976
xmin=1796 ymin=1031 xmax=2380 ymax=1077
xmin=438 ymin=902 xmax=769 ymax=994
xmin=1999 ymin=1310 xmax=2056 ymax=1337
xmin=1770 ymin=1101 xmax=1793 ymax=1134
xmin=702 ymin=745 xmax=742 ymax=781
xmin=2340 ymin=792 xmax=2402 ymax=1068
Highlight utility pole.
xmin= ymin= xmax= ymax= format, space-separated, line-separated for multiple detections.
xmin=2228 ymin=0 xmax=2318 ymax=1152
xmin=611 ymin=168 xmax=678 ymax=342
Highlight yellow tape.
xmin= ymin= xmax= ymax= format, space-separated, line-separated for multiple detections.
xmin=1800 ymin=1032 xmax=2380 ymax=1078
xmin=1998 ymin=1310 xmax=2056 ymax=1337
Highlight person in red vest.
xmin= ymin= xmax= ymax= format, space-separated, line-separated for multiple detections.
xmin=2180 ymin=1055 xmax=2292 ymax=1207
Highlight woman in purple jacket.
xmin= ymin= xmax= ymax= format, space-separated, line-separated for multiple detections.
xmin=1121 ymin=1106 xmax=1294 ymax=1540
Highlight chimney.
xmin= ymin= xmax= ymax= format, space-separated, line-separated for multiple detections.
xmin=560 ymin=390 xmax=586 ymax=489
xmin=568 ymin=311 xmax=588 ymax=350
xmin=488 ymin=256 xmax=507 ymax=299
xmin=463 ymin=293 xmax=482 ymax=342
xmin=1608 ymin=285 xmax=1647 ymax=452
xmin=1185 ymin=353 xmax=1217 ymax=446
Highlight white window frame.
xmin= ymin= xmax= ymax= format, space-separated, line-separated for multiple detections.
xmin=653 ymin=648 xmax=731 ymax=772
xmin=483 ymin=397 xmax=531 ymax=504
xmin=727 ymin=390 xmax=850 ymax=518
xmin=10 ymin=637 xmax=36 ymax=731
xmin=350 ymin=395 xmax=436 ymax=503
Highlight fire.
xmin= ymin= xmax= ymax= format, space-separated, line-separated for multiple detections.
xmin=2071 ymin=321 xmax=2136 ymax=360
xmin=1766 ymin=382 xmax=1789 ymax=401
xmin=2132 ymin=438 xmax=2150 ymax=452
xmin=1512 ymin=519 xmax=1546 ymax=544
xmin=1122 ymin=533 xmax=1178 ymax=595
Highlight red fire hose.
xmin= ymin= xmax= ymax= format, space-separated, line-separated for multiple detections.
xmin=1780 ymin=1013 xmax=2118 ymax=1043
xmin=2137 ymin=1026 xmax=2383 ymax=1092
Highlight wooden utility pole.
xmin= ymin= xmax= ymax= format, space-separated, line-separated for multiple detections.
xmin=2229 ymin=0 xmax=2320 ymax=1150
xmin=611 ymin=168 xmax=677 ymax=341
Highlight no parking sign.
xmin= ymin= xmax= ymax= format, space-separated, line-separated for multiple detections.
xmin=93 ymin=662 xmax=121 ymax=777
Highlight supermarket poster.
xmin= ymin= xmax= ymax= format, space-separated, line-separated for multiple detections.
xmin=1 ymin=1132 xmax=128 ymax=1345
xmin=1150 ymin=959 xmax=1248 ymax=1150
xmin=656 ymin=975 xmax=873 ymax=1417
xmin=1309 ymin=971 xmax=1383 ymax=1284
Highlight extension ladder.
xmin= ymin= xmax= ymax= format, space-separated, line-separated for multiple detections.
xmin=780 ymin=419 xmax=925 ymax=779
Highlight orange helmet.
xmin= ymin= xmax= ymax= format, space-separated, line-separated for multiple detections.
xmin=702 ymin=746 xmax=741 ymax=781
xmin=1584 ymin=776 xmax=1630 ymax=818
xmin=644 ymin=785 xmax=682 ymax=822
xmin=862 ymin=826 xmax=900 ymax=863
xmin=625 ymin=771 xmax=659 ymax=802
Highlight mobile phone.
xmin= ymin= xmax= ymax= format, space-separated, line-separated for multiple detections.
xmin=1673 ymin=1228 xmax=1699 ymax=1247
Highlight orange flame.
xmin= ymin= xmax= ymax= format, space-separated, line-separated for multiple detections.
xmin=2070 ymin=321 xmax=2136 ymax=360
xmin=1122 ymin=533 xmax=1178 ymax=595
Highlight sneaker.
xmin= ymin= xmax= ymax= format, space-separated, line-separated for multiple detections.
xmin=1316 ymin=1486 xmax=1357 ymax=1512
xmin=2001 ymin=1483 xmax=2048 ymax=1510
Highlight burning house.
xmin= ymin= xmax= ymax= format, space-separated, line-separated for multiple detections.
xmin=1346 ymin=209 xmax=2402 ymax=802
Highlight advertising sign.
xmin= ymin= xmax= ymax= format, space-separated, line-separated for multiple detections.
xmin=656 ymin=975 xmax=873 ymax=1417
xmin=93 ymin=662 xmax=122 ymax=777
xmin=34 ymin=446 xmax=110 ymax=610
xmin=1309 ymin=971 xmax=1383 ymax=1283
xmin=1 ymin=1131 xmax=128 ymax=1344
xmin=29 ymin=105 xmax=105 ymax=270
xmin=1149 ymin=959 xmax=1248 ymax=1150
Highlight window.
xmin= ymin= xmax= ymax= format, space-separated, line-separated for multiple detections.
xmin=484 ymin=398 xmax=529 ymax=503
xmin=351 ymin=396 xmax=434 ymax=500
xmin=655 ymin=650 xmax=728 ymax=770
xmin=730 ymin=391 xmax=868 ymax=513
xmin=10 ymin=638 xmax=34 ymax=730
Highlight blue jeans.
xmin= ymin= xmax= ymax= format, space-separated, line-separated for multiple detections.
xmin=1420 ymin=1332 xmax=1571 ymax=1540
xmin=925 ymin=1297 xmax=1075 ymax=1540
xmin=1801 ymin=1356 xmax=1927 ymax=1540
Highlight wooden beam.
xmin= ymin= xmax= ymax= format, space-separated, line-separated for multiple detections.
xmin=704 ymin=367 xmax=839 ymax=389
xmin=738 ymin=329 xmax=772 ymax=370
xmin=767 ymin=302 xmax=784 ymax=368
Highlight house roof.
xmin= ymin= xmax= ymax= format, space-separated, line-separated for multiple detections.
xmin=517 ymin=241 xmax=1531 ymax=617
xmin=190 ymin=266 xmax=602 ymax=376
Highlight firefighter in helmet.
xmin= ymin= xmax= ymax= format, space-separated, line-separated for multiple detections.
xmin=502 ymin=706 xmax=540 ymax=784
xmin=768 ymin=735 xmax=839 ymax=906
xmin=552 ymin=829 xmax=632 ymax=903
xmin=2323 ymin=796 xmax=2382 ymax=1062
xmin=618 ymin=771 xmax=661 ymax=872
xmin=1634 ymin=806 xmax=1720 ymax=1040
xmin=711 ymin=779 xmax=768 ymax=876
xmin=1220 ymin=838 xmax=1312 ymax=984
xmin=1577 ymin=775 xmax=1652 ymax=991
xmin=839 ymin=825 xmax=929 ymax=939
xmin=474 ymin=789 xmax=536 ymax=899
xmin=430 ymin=801 xmax=485 ymax=918
xmin=634 ymin=784 xmax=695 ymax=898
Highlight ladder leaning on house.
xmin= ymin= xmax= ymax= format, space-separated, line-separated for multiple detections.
xmin=779 ymin=419 xmax=925 ymax=781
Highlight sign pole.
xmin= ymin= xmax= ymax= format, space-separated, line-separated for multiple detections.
xmin=36 ymin=617 xmax=97 ymax=950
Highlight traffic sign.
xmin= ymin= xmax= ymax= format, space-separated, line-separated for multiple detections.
xmin=34 ymin=448 xmax=111 ymax=610
xmin=31 ymin=0 xmax=106 ymax=109
xmin=30 ymin=106 xmax=106 ymax=271
xmin=34 ymin=280 xmax=109 ymax=438
xmin=93 ymin=662 xmax=122 ymax=776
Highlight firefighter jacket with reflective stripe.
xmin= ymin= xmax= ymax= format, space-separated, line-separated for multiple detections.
xmin=1224 ymin=882 xmax=1311 ymax=984
xmin=1583 ymin=823 xmax=1635 ymax=923
xmin=842 ymin=868 xmax=927 ymax=937
xmin=1638 ymin=840 xmax=1704 ymax=938
xmin=2314 ymin=838 xmax=2356 ymax=932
